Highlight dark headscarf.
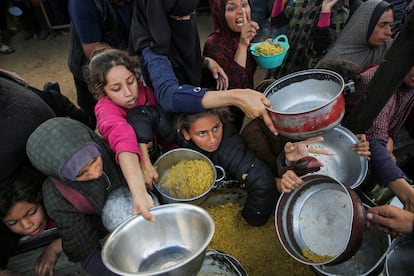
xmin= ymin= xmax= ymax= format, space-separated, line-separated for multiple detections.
xmin=129 ymin=0 xmax=203 ymax=85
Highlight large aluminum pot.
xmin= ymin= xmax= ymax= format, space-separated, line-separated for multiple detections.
xmin=275 ymin=175 xmax=366 ymax=266
xmin=102 ymin=204 xmax=215 ymax=276
xmin=153 ymin=148 xmax=225 ymax=205
xmin=312 ymin=204 xmax=391 ymax=276
xmin=264 ymin=69 xmax=345 ymax=140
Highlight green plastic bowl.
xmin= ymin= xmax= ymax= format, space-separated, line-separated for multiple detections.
xmin=250 ymin=34 xmax=289 ymax=69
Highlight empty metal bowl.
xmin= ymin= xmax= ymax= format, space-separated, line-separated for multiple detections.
xmin=275 ymin=175 xmax=366 ymax=266
xmin=385 ymin=236 xmax=414 ymax=276
xmin=306 ymin=125 xmax=368 ymax=189
xmin=101 ymin=204 xmax=215 ymax=276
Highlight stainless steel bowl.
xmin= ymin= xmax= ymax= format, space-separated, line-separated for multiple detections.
xmin=101 ymin=204 xmax=215 ymax=276
xmin=385 ymin=236 xmax=414 ymax=276
xmin=153 ymin=148 xmax=224 ymax=205
xmin=306 ymin=125 xmax=368 ymax=189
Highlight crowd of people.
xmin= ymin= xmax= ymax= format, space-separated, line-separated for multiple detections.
xmin=1 ymin=0 xmax=414 ymax=275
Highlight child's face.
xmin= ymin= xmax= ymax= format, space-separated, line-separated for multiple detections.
xmin=104 ymin=65 xmax=139 ymax=109
xmin=182 ymin=114 xmax=223 ymax=152
xmin=224 ymin=0 xmax=251 ymax=33
xmin=3 ymin=201 xmax=47 ymax=237
xmin=75 ymin=156 xmax=103 ymax=181
xmin=404 ymin=67 xmax=414 ymax=88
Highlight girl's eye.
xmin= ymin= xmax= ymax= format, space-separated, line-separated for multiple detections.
xmin=225 ymin=4 xmax=236 ymax=12
xmin=127 ymin=76 xmax=135 ymax=85
xmin=213 ymin=123 xmax=222 ymax=132
xmin=28 ymin=207 xmax=38 ymax=216
xmin=197 ymin=131 xmax=207 ymax=137
xmin=6 ymin=220 xmax=17 ymax=227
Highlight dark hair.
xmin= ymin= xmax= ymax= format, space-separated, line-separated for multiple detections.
xmin=84 ymin=48 xmax=138 ymax=99
xmin=0 ymin=166 xmax=45 ymax=219
xmin=315 ymin=58 xmax=361 ymax=83
xmin=175 ymin=107 xmax=233 ymax=135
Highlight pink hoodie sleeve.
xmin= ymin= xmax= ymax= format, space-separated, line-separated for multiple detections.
xmin=271 ymin=0 xmax=285 ymax=17
xmin=95 ymin=98 xmax=142 ymax=163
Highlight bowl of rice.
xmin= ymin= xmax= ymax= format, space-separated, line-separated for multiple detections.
xmin=250 ymin=34 xmax=289 ymax=69
xmin=153 ymin=148 xmax=225 ymax=205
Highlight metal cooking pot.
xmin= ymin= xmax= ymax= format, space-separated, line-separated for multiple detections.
xmin=275 ymin=175 xmax=366 ymax=266
xmin=312 ymin=204 xmax=391 ymax=276
xmin=264 ymin=69 xmax=345 ymax=140
xmin=306 ymin=125 xmax=368 ymax=189
xmin=153 ymin=148 xmax=225 ymax=205
xmin=385 ymin=236 xmax=414 ymax=276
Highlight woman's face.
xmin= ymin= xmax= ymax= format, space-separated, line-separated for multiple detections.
xmin=368 ymin=9 xmax=393 ymax=47
xmin=224 ymin=0 xmax=251 ymax=32
xmin=75 ymin=156 xmax=103 ymax=181
xmin=404 ymin=67 xmax=414 ymax=88
xmin=182 ymin=114 xmax=223 ymax=152
xmin=104 ymin=65 xmax=138 ymax=109
xmin=3 ymin=201 xmax=47 ymax=237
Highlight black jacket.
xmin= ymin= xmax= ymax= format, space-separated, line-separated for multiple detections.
xmin=127 ymin=106 xmax=279 ymax=226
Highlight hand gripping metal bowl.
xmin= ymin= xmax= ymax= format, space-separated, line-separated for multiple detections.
xmin=264 ymin=69 xmax=346 ymax=140
xmin=102 ymin=204 xmax=215 ymax=276
xmin=275 ymin=175 xmax=366 ymax=266
xmin=153 ymin=148 xmax=225 ymax=205
xmin=306 ymin=125 xmax=368 ymax=189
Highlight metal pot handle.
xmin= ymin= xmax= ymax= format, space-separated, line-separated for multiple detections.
xmin=214 ymin=165 xmax=226 ymax=183
xmin=343 ymin=80 xmax=355 ymax=95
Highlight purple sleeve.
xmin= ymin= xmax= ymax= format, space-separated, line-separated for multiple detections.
xmin=141 ymin=47 xmax=208 ymax=113
xmin=369 ymin=139 xmax=410 ymax=187
xmin=69 ymin=0 xmax=102 ymax=43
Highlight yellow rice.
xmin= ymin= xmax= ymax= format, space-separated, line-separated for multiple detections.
xmin=302 ymin=247 xmax=334 ymax=263
xmin=162 ymin=160 xmax=213 ymax=198
xmin=255 ymin=42 xmax=285 ymax=56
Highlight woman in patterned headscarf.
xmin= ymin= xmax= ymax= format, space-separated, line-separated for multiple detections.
xmin=317 ymin=0 xmax=394 ymax=71
xmin=273 ymin=0 xmax=351 ymax=79
xmin=203 ymin=0 xmax=259 ymax=130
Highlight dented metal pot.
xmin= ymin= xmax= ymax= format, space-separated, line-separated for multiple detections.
xmin=264 ymin=69 xmax=345 ymax=140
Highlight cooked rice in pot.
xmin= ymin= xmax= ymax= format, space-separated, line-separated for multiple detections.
xmin=161 ymin=159 xmax=213 ymax=198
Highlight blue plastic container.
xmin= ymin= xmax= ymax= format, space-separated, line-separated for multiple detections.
xmin=250 ymin=35 xmax=290 ymax=69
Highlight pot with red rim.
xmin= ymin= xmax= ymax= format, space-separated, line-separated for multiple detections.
xmin=264 ymin=69 xmax=345 ymax=140
xmin=275 ymin=174 xmax=366 ymax=266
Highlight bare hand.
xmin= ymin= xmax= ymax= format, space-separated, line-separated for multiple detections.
xmin=277 ymin=171 xmax=304 ymax=193
xmin=204 ymin=57 xmax=229 ymax=90
xmin=353 ymin=134 xmax=371 ymax=159
xmin=35 ymin=239 xmax=62 ymax=276
xmin=284 ymin=136 xmax=330 ymax=164
xmin=132 ymin=191 xmax=155 ymax=222
xmin=240 ymin=7 xmax=259 ymax=46
xmin=141 ymin=161 xmax=157 ymax=190
xmin=367 ymin=205 xmax=414 ymax=235
xmin=235 ymin=89 xmax=277 ymax=134
xmin=321 ymin=0 xmax=339 ymax=12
